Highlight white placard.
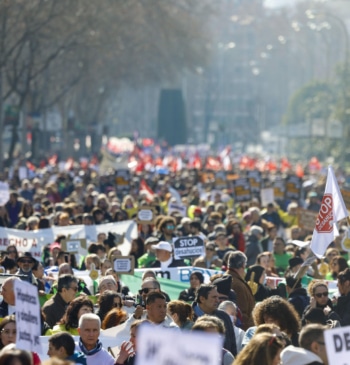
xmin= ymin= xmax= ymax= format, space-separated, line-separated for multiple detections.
xmin=114 ymin=258 xmax=131 ymax=272
xmin=173 ymin=236 xmax=205 ymax=259
xmin=18 ymin=167 xmax=28 ymax=180
xmin=15 ymin=280 xmax=42 ymax=353
xmin=0 ymin=182 xmax=10 ymax=205
xmin=168 ymin=202 xmax=187 ymax=217
xmin=260 ymin=188 xmax=274 ymax=207
xmin=66 ymin=240 xmax=81 ymax=252
xmin=136 ymin=323 xmax=222 ymax=365
xmin=324 ymin=325 xmax=350 ymax=365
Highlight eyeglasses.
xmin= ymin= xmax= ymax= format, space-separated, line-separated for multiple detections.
xmin=315 ymin=292 xmax=329 ymax=298
xmin=69 ymin=286 xmax=79 ymax=292
xmin=1 ymin=329 xmax=16 ymax=335
xmin=20 ymin=260 xmax=33 ymax=264
xmin=138 ymin=288 xmax=156 ymax=295
xmin=166 ymin=225 xmax=175 ymax=229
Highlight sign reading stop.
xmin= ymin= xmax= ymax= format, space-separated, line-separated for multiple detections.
xmin=315 ymin=194 xmax=334 ymax=233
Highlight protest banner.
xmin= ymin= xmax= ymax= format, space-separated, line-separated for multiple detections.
xmin=136 ymin=323 xmax=222 ymax=365
xmin=261 ymin=188 xmax=274 ymax=207
xmin=0 ymin=182 xmax=9 ymax=205
xmin=232 ymin=177 xmax=251 ymax=202
xmin=0 ymin=220 xmax=137 ymax=257
xmin=173 ymin=236 xmax=205 ymax=260
xmin=285 ymin=175 xmax=302 ymax=200
xmin=324 ymin=325 xmax=350 ymax=365
xmin=15 ymin=280 xmax=42 ymax=353
xmin=297 ymin=208 xmax=318 ymax=232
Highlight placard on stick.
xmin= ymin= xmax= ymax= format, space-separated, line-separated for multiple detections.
xmin=61 ymin=238 xmax=87 ymax=253
xmin=136 ymin=206 xmax=156 ymax=224
xmin=113 ymin=255 xmax=135 ymax=275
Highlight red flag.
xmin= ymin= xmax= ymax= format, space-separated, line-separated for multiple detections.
xmin=140 ymin=179 xmax=155 ymax=202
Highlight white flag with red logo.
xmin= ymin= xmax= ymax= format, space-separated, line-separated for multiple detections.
xmin=310 ymin=166 xmax=348 ymax=258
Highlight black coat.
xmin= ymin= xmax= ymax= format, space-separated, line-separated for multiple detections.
xmin=288 ymin=287 xmax=310 ymax=318
xmin=335 ymin=292 xmax=350 ymax=326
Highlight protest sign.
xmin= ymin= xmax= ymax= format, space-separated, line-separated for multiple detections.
xmin=297 ymin=208 xmax=318 ymax=232
xmin=61 ymin=238 xmax=87 ymax=253
xmin=285 ymin=175 xmax=302 ymax=200
xmin=173 ymin=236 xmax=205 ymax=259
xmin=0 ymin=182 xmax=10 ymax=205
xmin=115 ymin=169 xmax=131 ymax=192
xmin=261 ymin=188 xmax=274 ymax=207
xmin=247 ymin=170 xmax=262 ymax=194
xmin=113 ymin=255 xmax=135 ymax=275
xmin=215 ymin=171 xmax=227 ymax=190
xmin=168 ymin=202 xmax=187 ymax=217
xmin=273 ymin=176 xmax=285 ymax=200
xmin=15 ymin=280 xmax=42 ymax=353
xmin=232 ymin=177 xmax=251 ymax=202
xmin=136 ymin=323 xmax=222 ymax=365
xmin=324 ymin=325 xmax=350 ymax=365
xmin=341 ymin=189 xmax=350 ymax=211
xmin=136 ymin=206 xmax=156 ymax=224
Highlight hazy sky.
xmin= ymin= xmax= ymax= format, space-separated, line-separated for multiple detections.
xmin=264 ymin=0 xmax=302 ymax=8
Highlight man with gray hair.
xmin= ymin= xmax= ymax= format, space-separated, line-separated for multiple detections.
xmin=245 ymin=225 xmax=264 ymax=266
xmin=226 ymin=251 xmax=255 ymax=330
xmin=77 ymin=313 xmax=114 ymax=365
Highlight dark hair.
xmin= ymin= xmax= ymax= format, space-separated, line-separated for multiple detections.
xmin=58 ymin=296 xmax=94 ymax=330
xmin=49 ymin=332 xmax=76 ymax=356
xmin=285 ymin=275 xmax=302 ymax=289
xmin=245 ymin=265 xmax=265 ymax=284
xmin=146 ymin=292 xmax=166 ymax=305
xmin=195 ymin=284 xmax=217 ymax=304
xmin=190 ymin=271 xmax=204 ymax=284
xmin=159 ymin=216 xmax=176 ymax=231
xmin=97 ymin=290 xmax=123 ymax=322
xmin=331 ymin=256 xmax=349 ymax=279
xmin=299 ymin=324 xmax=326 ymax=351
xmin=189 ymin=221 xmax=201 ymax=230
xmin=253 ymin=296 xmax=300 ymax=336
xmin=303 ymin=308 xmax=327 ymax=325
xmin=338 ymin=267 xmax=350 ymax=283
xmin=57 ymin=274 xmax=78 ymax=293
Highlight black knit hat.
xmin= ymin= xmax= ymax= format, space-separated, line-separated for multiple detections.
xmin=212 ymin=275 xmax=232 ymax=296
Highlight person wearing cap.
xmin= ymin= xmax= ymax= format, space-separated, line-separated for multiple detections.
xmin=150 ymin=241 xmax=186 ymax=269
xmin=226 ymin=251 xmax=255 ymax=330
xmin=285 ymin=275 xmax=310 ymax=318
xmin=16 ymin=252 xmax=38 ymax=286
xmin=193 ymin=241 xmax=222 ymax=270
xmin=137 ymin=237 xmax=159 ymax=268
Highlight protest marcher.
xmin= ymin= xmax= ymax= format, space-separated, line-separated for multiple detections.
xmin=192 ymin=315 xmax=235 ymax=365
xmin=178 ymin=271 xmax=204 ymax=302
xmin=192 ymin=284 xmax=237 ymax=356
xmin=0 ymin=315 xmax=41 ymax=365
xmin=335 ymin=268 xmax=350 ymax=326
xmin=167 ymin=300 xmax=194 ymax=329
xmin=150 ymin=241 xmax=187 ymax=269
xmin=233 ymin=332 xmax=284 ymax=365
xmin=96 ymin=290 xmax=124 ymax=323
xmin=42 ymin=274 xmax=79 ymax=328
xmin=192 ymin=241 xmax=223 ymax=270
xmin=48 ymin=332 xmax=87 ymax=365
xmin=0 ymin=344 xmax=33 ymax=365
xmin=245 ymin=225 xmax=264 ymax=267
xmin=16 ymin=252 xmax=38 ymax=285
xmin=226 ymin=220 xmax=246 ymax=252
xmin=261 ymin=224 xmax=277 ymax=252
xmin=256 ymin=251 xmax=278 ymax=277
xmin=101 ymin=307 xmax=128 ymax=329
xmin=326 ymin=255 xmax=348 ymax=280
xmin=285 ymin=276 xmax=310 ymax=318
xmin=77 ymin=313 xmax=114 ymax=365
xmin=52 ymin=296 xmax=94 ymax=335
xmin=281 ymin=324 xmax=328 ymax=365
xmin=226 ymin=251 xmax=255 ymax=330
xmin=273 ymin=237 xmax=293 ymax=275
xmin=213 ymin=231 xmax=234 ymax=260
xmin=97 ymin=275 xmax=119 ymax=294
xmin=137 ymin=236 xmax=159 ymax=268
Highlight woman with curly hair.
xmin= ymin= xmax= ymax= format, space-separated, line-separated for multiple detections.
xmin=96 ymin=290 xmax=123 ymax=323
xmin=243 ymin=296 xmax=300 ymax=347
xmin=52 ymin=296 xmax=94 ymax=335
xmin=234 ymin=333 xmax=284 ymax=365
xmin=301 ymin=279 xmax=341 ymax=326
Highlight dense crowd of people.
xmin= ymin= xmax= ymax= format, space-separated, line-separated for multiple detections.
xmin=0 ymin=163 xmax=348 ymax=365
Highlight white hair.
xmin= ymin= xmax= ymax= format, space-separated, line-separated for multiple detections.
xmin=218 ymin=300 xmax=236 ymax=312
xmin=78 ymin=313 xmax=101 ymax=328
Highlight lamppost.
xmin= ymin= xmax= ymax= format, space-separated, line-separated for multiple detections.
xmin=306 ymin=10 xmax=350 ymax=165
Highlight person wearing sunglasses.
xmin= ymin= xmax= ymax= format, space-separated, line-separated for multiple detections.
xmin=157 ymin=217 xmax=177 ymax=243
xmin=193 ymin=242 xmax=222 ymax=270
xmin=301 ymin=280 xmax=341 ymax=326
xmin=42 ymin=274 xmax=79 ymax=328
xmin=16 ymin=252 xmax=38 ymax=286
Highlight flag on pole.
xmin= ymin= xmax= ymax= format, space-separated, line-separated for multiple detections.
xmin=310 ymin=166 xmax=348 ymax=258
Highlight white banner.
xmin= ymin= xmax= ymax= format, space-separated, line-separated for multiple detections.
xmin=0 ymin=220 xmax=137 ymax=258
xmin=0 ymin=182 xmax=10 ymax=205
xmin=324 ymin=325 xmax=350 ymax=365
xmin=15 ymin=280 xmax=42 ymax=353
